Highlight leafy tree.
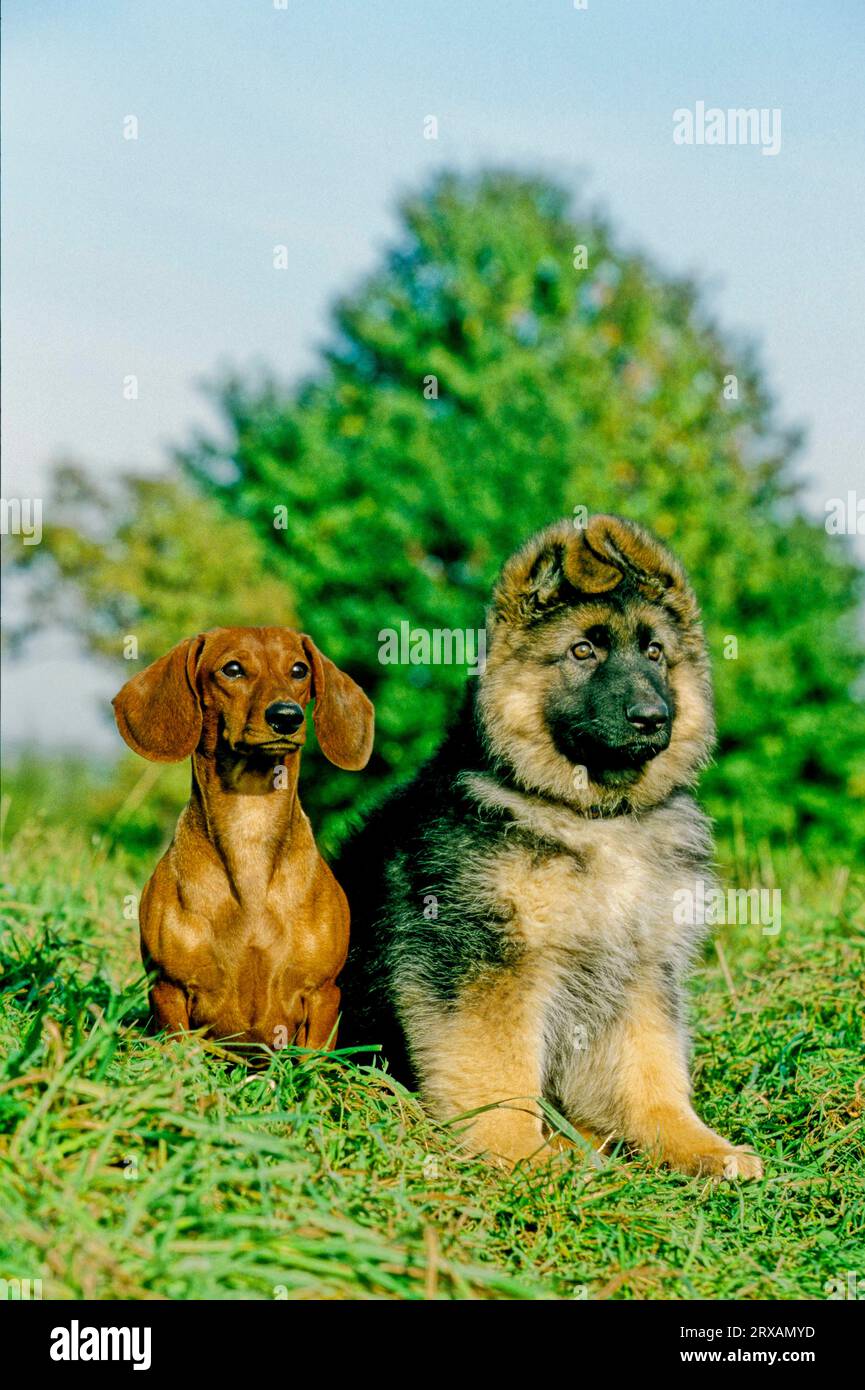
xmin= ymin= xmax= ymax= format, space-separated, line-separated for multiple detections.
xmin=10 ymin=464 xmax=293 ymax=663
xmin=12 ymin=171 xmax=865 ymax=856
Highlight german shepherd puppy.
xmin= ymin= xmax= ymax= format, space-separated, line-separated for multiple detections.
xmin=337 ymin=515 xmax=763 ymax=1179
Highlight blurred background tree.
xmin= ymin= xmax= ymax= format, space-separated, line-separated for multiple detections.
xmin=10 ymin=170 xmax=865 ymax=856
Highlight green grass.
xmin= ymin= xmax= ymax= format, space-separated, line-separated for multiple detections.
xmin=0 ymin=799 xmax=863 ymax=1300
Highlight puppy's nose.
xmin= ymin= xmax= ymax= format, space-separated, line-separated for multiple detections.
xmin=265 ymin=701 xmax=305 ymax=735
xmin=626 ymin=698 xmax=669 ymax=733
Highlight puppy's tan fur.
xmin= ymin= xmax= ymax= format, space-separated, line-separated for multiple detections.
xmin=338 ymin=516 xmax=762 ymax=1179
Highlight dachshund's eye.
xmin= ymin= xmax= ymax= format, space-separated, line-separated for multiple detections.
xmin=646 ymin=642 xmax=663 ymax=662
xmin=290 ymin=662 xmax=309 ymax=680
xmin=221 ymin=661 xmax=245 ymax=679
xmin=571 ymin=641 xmax=595 ymax=661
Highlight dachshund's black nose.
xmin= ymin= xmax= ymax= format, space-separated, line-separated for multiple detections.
xmin=265 ymin=701 xmax=305 ymax=735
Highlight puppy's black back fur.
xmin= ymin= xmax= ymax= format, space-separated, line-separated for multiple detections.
xmin=336 ymin=686 xmax=514 ymax=1082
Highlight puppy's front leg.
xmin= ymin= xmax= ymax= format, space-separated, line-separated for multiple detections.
xmin=614 ymin=989 xmax=763 ymax=1179
xmin=408 ymin=973 xmax=551 ymax=1167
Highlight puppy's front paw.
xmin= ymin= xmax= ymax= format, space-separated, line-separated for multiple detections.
xmin=719 ymin=1147 xmax=764 ymax=1181
xmin=678 ymin=1144 xmax=763 ymax=1180
xmin=656 ymin=1126 xmax=764 ymax=1179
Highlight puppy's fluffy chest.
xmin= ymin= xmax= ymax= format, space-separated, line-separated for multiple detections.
xmin=462 ymin=775 xmax=711 ymax=961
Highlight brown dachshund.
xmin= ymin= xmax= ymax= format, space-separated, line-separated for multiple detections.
xmin=112 ymin=627 xmax=374 ymax=1051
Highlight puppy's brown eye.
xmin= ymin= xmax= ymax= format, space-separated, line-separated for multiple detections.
xmin=646 ymin=642 xmax=663 ymax=661
xmin=571 ymin=641 xmax=595 ymax=660
xmin=290 ymin=662 xmax=309 ymax=680
xmin=221 ymin=661 xmax=244 ymax=679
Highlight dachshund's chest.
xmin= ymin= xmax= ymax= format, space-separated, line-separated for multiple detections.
xmin=187 ymin=934 xmax=308 ymax=1042
xmin=189 ymin=902 xmax=315 ymax=977
xmin=177 ymin=917 xmax=342 ymax=1046
xmin=143 ymin=855 xmax=347 ymax=1045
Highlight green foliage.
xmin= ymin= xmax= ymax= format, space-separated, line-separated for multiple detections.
xmin=1 ymin=820 xmax=862 ymax=1299
xmin=10 ymin=465 xmax=293 ymax=666
xmin=1 ymin=754 xmax=189 ymax=857
xmin=11 ymin=171 xmax=865 ymax=854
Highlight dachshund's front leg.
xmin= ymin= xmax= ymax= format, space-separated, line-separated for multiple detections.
xmin=304 ymin=982 xmax=342 ymax=1049
xmin=150 ymin=979 xmax=191 ymax=1036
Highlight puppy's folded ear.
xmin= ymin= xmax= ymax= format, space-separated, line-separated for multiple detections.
xmin=491 ymin=520 xmax=619 ymax=626
xmin=301 ymin=635 xmax=374 ymax=771
xmin=112 ymin=636 xmax=205 ymax=762
xmin=577 ymin=514 xmax=680 ymax=593
xmin=492 ymin=515 xmax=696 ymax=626
xmin=579 ymin=514 xmax=698 ymax=623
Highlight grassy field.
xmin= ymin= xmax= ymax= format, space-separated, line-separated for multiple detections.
xmin=1 ymin=791 xmax=863 ymax=1301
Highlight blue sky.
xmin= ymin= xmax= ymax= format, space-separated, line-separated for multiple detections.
xmin=3 ymin=0 xmax=864 ymax=749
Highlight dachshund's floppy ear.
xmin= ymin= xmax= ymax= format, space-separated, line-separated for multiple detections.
xmin=112 ymin=635 xmax=205 ymax=762
xmin=301 ymin=635 xmax=374 ymax=771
